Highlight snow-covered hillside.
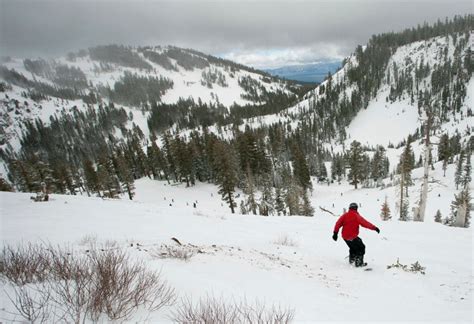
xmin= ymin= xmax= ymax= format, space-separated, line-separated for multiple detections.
xmin=1 ymin=159 xmax=472 ymax=322
xmin=2 ymin=46 xmax=293 ymax=108
xmin=0 ymin=45 xmax=297 ymax=157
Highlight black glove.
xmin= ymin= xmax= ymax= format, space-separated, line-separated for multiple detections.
xmin=332 ymin=232 xmax=338 ymax=241
xmin=375 ymin=227 xmax=380 ymax=234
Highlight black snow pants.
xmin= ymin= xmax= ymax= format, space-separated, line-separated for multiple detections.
xmin=344 ymin=237 xmax=365 ymax=266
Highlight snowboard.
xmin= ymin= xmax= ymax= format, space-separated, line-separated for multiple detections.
xmin=358 ymin=263 xmax=373 ymax=271
xmin=349 ymin=261 xmax=372 ymax=271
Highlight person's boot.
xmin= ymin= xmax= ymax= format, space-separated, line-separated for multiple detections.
xmin=349 ymin=254 xmax=355 ymax=265
xmin=355 ymin=255 xmax=367 ymax=267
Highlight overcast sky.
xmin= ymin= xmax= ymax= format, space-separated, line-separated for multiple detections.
xmin=0 ymin=0 xmax=471 ymax=68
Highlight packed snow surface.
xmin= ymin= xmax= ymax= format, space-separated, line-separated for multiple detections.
xmin=1 ymin=167 xmax=472 ymax=323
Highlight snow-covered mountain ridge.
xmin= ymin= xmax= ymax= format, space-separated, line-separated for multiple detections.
xmin=242 ymin=32 xmax=473 ymax=148
xmin=1 ymin=45 xmax=295 ymax=108
xmin=0 ymin=45 xmax=298 ymax=151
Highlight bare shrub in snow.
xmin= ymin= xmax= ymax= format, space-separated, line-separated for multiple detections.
xmin=0 ymin=243 xmax=51 ymax=285
xmin=171 ymin=295 xmax=295 ymax=324
xmin=86 ymin=248 xmax=176 ymax=321
xmin=272 ymin=234 xmax=298 ymax=247
xmin=48 ymin=260 xmax=95 ymax=324
xmin=4 ymin=284 xmax=53 ymax=323
xmin=1 ymin=243 xmax=176 ymax=323
xmin=150 ymin=245 xmax=195 ymax=261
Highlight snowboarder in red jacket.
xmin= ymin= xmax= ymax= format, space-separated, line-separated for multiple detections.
xmin=332 ymin=202 xmax=380 ymax=267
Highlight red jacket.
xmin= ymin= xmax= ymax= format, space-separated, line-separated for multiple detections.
xmin=333 ymin=209 xmax=377 ymax=241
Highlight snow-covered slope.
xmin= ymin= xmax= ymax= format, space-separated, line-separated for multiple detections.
xmin=1 ymin=160 xmax=472 ymax=322
xmin=1 ymin=46 xmax=293 ymax=108
xmin=236 ymin=33 xmax=472 ymax=147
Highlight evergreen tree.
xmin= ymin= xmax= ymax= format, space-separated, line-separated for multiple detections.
xmin=347 ymin=140 xmax=364 ymax=189
xmin=285 ymin=180 xmax=302 ymax=216
xmin=331 ymin=154 xmax=345 ymax=183
xmin=317 ymin=161 xmax=328 ymax=183
xmin=399 ymin=197 xmax=410 ymax=221
xmin=290 ymin=142 xmax=312 ymax=191
xmin=371 ymin=146 xmax=389 ymax=185
xmin=300 ymin=190 xmax=314 ymax=216
xmin=398 ymin=137 xmax=415 ymax=196
xmin=240 ymin=200 xmax=248 ymax=215
xmin=96 ymin=155 xmax=120 ymax=198
xmin=434 ymin=209 xmax=442 ymax=223
xmin=83 ymin=159 xmax=100 ymax=196
xmin=461 ymin=151 xmax=472 ymax=189
xmin=162 ymin=132 xmax=178 ymax=182
xmin=380 ymin=197 xmax=391 ymax=221
xmin=0 ymin=176 xmax=13 ymax=192
xmin=259 ymin=178 xmax=275 ymax=216
xmin=9 ymin=159 xmax=35 ymax=192
xmin=275 ymin=186 xmax=286 ymax=216
xmin=438 ymin=133 xmax=451 ymax=177
xmin=243 ymin=166 xmax=258 ymax=215
xmin=213 ymin=141 xmax=238 ymax=214
xmin=113 ymin=150 xmax=135 ymax=200
xmin=172 ymin=135 xmax=194 ymax=187
xmin=454 ymin=150 xmax=465 ymax=190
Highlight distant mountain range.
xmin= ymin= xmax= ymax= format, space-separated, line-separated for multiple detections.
xmin=264 ymin=60 xmax=341 ymax=83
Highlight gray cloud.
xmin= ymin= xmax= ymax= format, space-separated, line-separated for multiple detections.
xmin=0 ymin=0 xmax=471 ymax=67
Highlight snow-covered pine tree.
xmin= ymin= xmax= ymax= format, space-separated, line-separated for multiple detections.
xmin=450 ymin=188 xmax=471 ymax=228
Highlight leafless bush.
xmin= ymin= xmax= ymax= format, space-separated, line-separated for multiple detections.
xmin=47 ymin=262 xmax=94 ymax=324
xmin=3 ymin=284 xmax=53 ymax=323
xmin=150 ymin=245 xmax=195 ymax=261
xmin=1 ymin=243 xmax=176 ymax=323
xmin=272 ymin=234 xmax=298 ymax=247
xmin=0 ymin=243 xmax=51 ymax=285
xmin=171 ymin=296 xmax=295 ymax=324
xmin=87 ymin=248 xmax=176 ymax=321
